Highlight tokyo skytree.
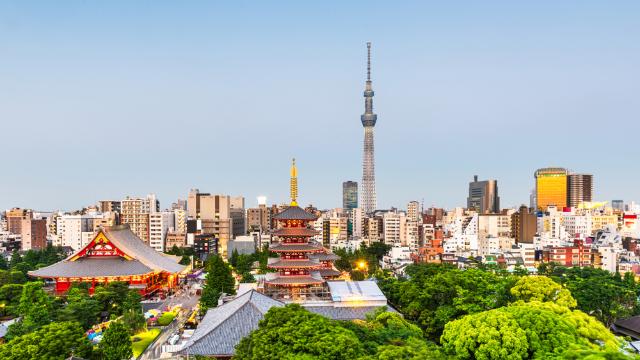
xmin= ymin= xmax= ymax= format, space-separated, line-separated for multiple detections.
xmin=360 ymin=42 xmax=377 ymax=214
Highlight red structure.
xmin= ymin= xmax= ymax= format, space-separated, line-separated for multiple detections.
xmin=29 ymin=225 xmax=186 ymax=295
xmin=261 ymin=159 xmax=340 ymax=302
xmin=542 ymin=239 xmax=592 ymax=267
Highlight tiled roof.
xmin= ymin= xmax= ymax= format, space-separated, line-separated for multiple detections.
xmin=309 ymin=253 xmax=340 ymax=261
xmin=179 ymin=290 xmax=284 ymax=356
xmin=264 ymin=272 xmax=325 ymax=285
xmin=29 ymin=257 xmax=152 ymax=278
xmin=272 ymin=206 xmax=317 ymax=221
xmin=304 ymin=305 xmax=397 ymax=320
xmin=29 ymin=225 xmax=185 ymax=279
xmin=101 ymin=226 xmax=186 ymax=273
xmin=268 ymin=258 xmax=322 ymax=268
xmin=317 ymin=268 xmax=341 ymax=277
xmin=272 ymin=228 xmax=318 ymax=237
xmin=270 ymin=242 xmax=324 ymax=252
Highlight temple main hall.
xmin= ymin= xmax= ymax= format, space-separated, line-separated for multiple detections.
xmin=29 ymin=224 xmax=187 ymax=295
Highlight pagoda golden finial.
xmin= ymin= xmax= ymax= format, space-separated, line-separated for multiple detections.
xmin=290 ymin=158 xmax=298 ymax=206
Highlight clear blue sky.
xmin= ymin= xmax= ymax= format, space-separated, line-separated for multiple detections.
xmin=1 ymin=1 xmax=639 ymax=211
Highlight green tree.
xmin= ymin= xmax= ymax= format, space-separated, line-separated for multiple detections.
xmin=93 ymin=281 xmax=131 ymax=316
xmin=230 ymin=249 xmax=239 ymax=267
xmin=0 ymin=255 xmax=8 ymax=270
xmin=58 ymin=287 xmax=102 ymax=329
xmin=0 ymin=321 xmax=94 ymax=360
xmin=7 ymin=282 xmax=55 ymax=338
xmin=8 ymin=250 xmax=22 ymax=268
xmin=100 ymin=321 xmax=133 ymax=360
xmin=441 ymin=301 xmax=624 ymax=359
xmin=121 ymin=290 xmax=146 ymax=334
xmin=379 ymin=263 xmax=515 ymax=341
xmin=200 ymin=255 xmax=236 ymax=311
xmin=7 ymin=270 xmax=26 ymax=285
xmin=364 ymin=242 xmax=392 ymax=263
xmin=0 ymin=284 xmax=23 ymax=316
xmin=510 ymin=275 xmax=577 ymax=308
xmin=234 ymin=304 xmax=365 ymax=360
xmin=551 ymin=267 xmax=639 ymax=326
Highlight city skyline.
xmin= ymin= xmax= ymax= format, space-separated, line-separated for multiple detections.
xmin=2 ymin=1 xmax=640 ymax=211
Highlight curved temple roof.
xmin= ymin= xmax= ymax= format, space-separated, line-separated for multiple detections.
xmin=272 ymin=206 xmax=317 ymax=221
xmin=29 ymin=225 xmax=185 ymax=278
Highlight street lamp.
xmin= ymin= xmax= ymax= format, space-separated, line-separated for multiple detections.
xmin=357 ymin=260 xmax=368 ymax=271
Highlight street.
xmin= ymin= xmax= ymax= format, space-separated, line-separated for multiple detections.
xmin=139 ymin=283 xmax=200 ymax=360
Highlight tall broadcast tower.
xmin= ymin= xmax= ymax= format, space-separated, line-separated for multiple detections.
xmin=360 ymin=42 xmax=377 ymax=214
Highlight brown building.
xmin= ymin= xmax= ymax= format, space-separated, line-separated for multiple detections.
xmin=567 ymin=174 xmax=593 ymax=208
xmin=511 ymin=205 xmax=537 ymax=244
xmin=165 ymin=231 xmax=187 ymax=250
xmin=98 ymin=200 xmax=121 ymax=214
xmin=247 ymin=205 xmax=270 ymax=232
xmin=21 ymin=218 xmax=47 ymax=250
xmin=6 ymin=208 xmax=47 ymax=250
xmin=6 ymin=208 xmax=32 ymax=235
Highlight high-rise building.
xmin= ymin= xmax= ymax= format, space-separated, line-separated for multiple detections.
xmin=342 ymin=181 xmax=358 ymax=211
xmin=186 ymin=189 xmax=242 ymax=257
xmin=121 ymin=194 xmax=159 ymax=243
xmin=247 ymin=204 xmax=270 ymax=233
xmin=535 ymin=168 xmax=568 ymax=210
xmin=407 ymin=201 xmax=421 ymax=222
xmin=612 ymin=200 xmax=625 ymax=212
xmin=56 ymin=213 xmax=113 ymax=250
xmin=149 ymin=211 xmax=175 ymax=252
xmin=567 ymin=174 xmax=593 ymax=208
xmin=511 ymin=205 xmax=537 ymax=244
xmin=360 ymin=42 xmax=378 ymax=215
xmin=98 ymin=200 xmax=121 ymax=214
xmin=467 ymin=175 xmax=500 ymax=214
xmin=5 ymin=208 xmax=47 ymax=250
xmin=229 ymin=196 xmax=246 ymax=237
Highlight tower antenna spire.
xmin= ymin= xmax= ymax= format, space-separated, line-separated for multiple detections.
xmin=290 ymin=158 xmax=298 ymax=206
xmin=367 ymin=42 xmax=372 ymax=81
xmin=360 ymin=42 xmax=377 ymax=214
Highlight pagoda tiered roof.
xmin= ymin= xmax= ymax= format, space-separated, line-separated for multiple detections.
xmin=317 ymin=268 xmax=342 ymax=277
xmin=308 ymin=253 xmax=341 ymax=261
xmin=272 ymin=227 xmax=318 ymax=237
xmin=264 ymin=271 xmax=324 ymax=285
xmin=272 ymin=206 xmax=317 ymax=221
xmin=269 ymin=242 xmax=324 ymax=252
xmin=267 ymin=258 xmax=323 ymax=269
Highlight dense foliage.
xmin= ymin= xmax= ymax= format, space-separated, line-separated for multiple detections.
xmin=99 ymin=321 xmax=133 ymax=360
xmin=334 ymin=242 xmax=392 ymax=277
xmin=379 ymin=263 xmax=517 ymax=340
xmin=542 ymin=265 xmax=640 ymax=326
xmin=165 ymin=245 xmax=195 ymax=265
xmin=234 ymin=304 xmax=442 ymax=360
xmin=200 ymin=254 xmax=236 ymax=311
xmin=441 ymin=301 xmax=623 ymax=359
xmin=0 ymin=321 xmax=94 ymax=360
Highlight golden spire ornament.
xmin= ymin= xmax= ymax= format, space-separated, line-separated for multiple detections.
xmin=290 ymin=158 xmax=298 ymax=206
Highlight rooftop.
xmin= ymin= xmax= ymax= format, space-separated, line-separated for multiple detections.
xmin=272 ymin=206 xmax=317 ymax=221
xmin=179 ymin=290 xmax=284 ymax=356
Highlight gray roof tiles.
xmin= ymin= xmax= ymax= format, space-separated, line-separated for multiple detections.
xmin=28 ymin=225 xmax=185 ymax=278
xmin=180 ymin=290 xmax=284 ymax=356
xmin=272 ymin=206 xmax=317 ymax=221
xmin=29 ymin=257 xmax=152 ymax=278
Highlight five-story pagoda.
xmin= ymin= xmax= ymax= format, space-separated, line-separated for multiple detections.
xmin=261 ymin=159 xmax=340 ymax=302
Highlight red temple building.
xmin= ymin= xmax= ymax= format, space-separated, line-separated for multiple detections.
xmin=260 ymin=159 xmax=341 ymax=302
xmin=29 ymin=224 xmax=187 ymax=295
